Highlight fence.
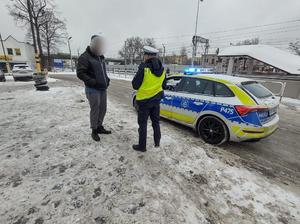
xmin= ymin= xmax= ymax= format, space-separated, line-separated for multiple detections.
xmin=107 ymin=65 xmax=300 ymax=99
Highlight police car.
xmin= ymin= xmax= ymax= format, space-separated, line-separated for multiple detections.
xmin=132 ymin=73 xmax=279 ymax=145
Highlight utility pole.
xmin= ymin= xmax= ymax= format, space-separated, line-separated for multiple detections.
xmin=0 ymin=33 xmax=11 ymax=73
xmin=192 ymin=0 xmax=203 ymax=67
xmin=162 ymin=44 xmax=166 ymax=65
xmin=203 ymin=40 xmax=209 ymax=67
xmin=67 ymin=37 xmax=74 ymax=72
xmin=27 ymin=0 xmax=41 ymax=73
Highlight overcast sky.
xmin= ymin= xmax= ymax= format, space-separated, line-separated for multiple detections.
xmin=1 ymin=0 xmax=300 ymax=57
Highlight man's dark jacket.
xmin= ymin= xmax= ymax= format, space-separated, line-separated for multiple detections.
xmin=77 ymin=46 xmax=110 ymax=90
xmin=132 ymin=57 xmax=166 ymax=106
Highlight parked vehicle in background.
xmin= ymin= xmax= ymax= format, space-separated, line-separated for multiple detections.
xmin=0 ymin=70 xmax=6 ymax=82
xmin=12 ymin=64 xmax=33 ymax=81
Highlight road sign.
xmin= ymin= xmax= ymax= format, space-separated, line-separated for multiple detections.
xmin=193 ymin=36 xmax=208 ymax=45
xmin=53 ymin=59 xmax=64 ymax=69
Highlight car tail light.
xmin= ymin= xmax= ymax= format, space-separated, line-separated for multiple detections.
xmin=235 ymin=105 xmax=268 ymax=116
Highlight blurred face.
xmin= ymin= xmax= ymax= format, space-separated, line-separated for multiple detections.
xmin=90 ymin=37 xmax=105 ymax=55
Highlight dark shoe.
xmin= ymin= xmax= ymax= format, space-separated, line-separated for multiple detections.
xmin=155 ymin=144 xmax=160 ymax=148
xmin=132 ymin=144 xmax=146 ymax=152
xmin=97 ymin=126 xmax=112 ymax=134
xmin=91 ymin=130 xmax=100 ymax=142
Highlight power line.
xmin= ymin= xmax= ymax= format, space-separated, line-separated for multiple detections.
xmin=152 ymin=18 xmax=300 ymax=41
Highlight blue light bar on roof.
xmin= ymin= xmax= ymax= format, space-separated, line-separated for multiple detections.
xmin=184 ymin=67 xmax=213 ymax=75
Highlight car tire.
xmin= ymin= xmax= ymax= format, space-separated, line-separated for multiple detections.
xmin=13 ymin=77 xmax=17 ymax=81
xmin=198 ymin=116 xmax=229 ymax=145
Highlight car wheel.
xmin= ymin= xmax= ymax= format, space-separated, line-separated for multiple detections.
xmin=198 ymin=116 xmax=228 ymax=145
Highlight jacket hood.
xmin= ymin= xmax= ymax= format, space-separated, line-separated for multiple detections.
xmin=145 ymin=58 xmax=164 ymax=77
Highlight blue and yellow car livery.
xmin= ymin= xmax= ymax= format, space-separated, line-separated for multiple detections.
xmin=133 ymin=73 xmax=279 ymax=145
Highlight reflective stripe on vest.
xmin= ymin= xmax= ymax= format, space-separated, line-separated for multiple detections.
xmin=136 ymin=68 xmax=166 ymax=101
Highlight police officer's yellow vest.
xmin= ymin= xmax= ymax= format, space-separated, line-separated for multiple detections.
xmin=136 ymin=68 xmax=166 ymax=101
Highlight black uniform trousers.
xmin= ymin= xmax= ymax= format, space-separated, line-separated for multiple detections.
xmin=137 ymin=102 xmax=161 ymax=149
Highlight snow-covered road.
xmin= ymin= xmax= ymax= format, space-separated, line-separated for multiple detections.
xmin=0 ymin=86 xmax=299 ymax=224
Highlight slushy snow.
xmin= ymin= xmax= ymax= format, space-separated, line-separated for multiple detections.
xmin=0 ymin=86 xmax=299 ymax=224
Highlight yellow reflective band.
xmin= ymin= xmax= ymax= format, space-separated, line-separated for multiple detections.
xmin=171 ymin=112 xmax=195 ymax=124
xmin=231 ymin=124 xmax=278 ymax=139
xmin=228 ymin=85 xmax=257 ymax=106
xmin=199 ymin=76 xmax=232 ymax=85
xmin=160 ymin=109 xmax=172 ymax=118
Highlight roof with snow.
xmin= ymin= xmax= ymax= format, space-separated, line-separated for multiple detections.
xmin=219 ymin=45 xmax=300 ymax=75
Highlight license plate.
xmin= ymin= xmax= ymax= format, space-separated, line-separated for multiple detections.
xmin=258 ymin=111 xmax=269 ymax=119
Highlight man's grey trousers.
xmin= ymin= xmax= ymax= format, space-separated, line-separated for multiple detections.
xmin=86 ymin=90 xmax=107 ymax=130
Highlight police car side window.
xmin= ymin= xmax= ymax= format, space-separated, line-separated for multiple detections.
xmin=214 ymin=82 xmax=234 ymax=97
xmin=177 ymin=78 xmax=214 ymax=96
xmin=201 ymin=80 xmax=214 ymax=96
xmin=166 ymin=77 xmax=182 ymax=91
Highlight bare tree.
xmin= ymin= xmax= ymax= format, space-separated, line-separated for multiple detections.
xmin=119 ymin=37 xmax=156 ymax=64
xmin=235 ymin=38 xmax=260 ymax=46
xmin=7 ymin=0 xmax=52 ymax=67
xmin=143 ymin=38 xmax=156 ymax=48
xmin=289 ymin=41 xmax=300 ymax=56
xmin=40 ymin=10 xmax=67 ymax=70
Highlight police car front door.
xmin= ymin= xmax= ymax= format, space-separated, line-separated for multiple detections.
xmin=171 ymin=77 xmax=215 ymax=125
xmin=160 ymin=77 xmax=183 ymax=118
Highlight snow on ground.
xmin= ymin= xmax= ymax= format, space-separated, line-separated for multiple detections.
xmin=48 ymin=72 xmax=76 ymax=76
xmin=48 ymin=71 xmax=133 ymax=81
xmin=0 ymin=86 xmax=299 ymax=224
xmin=280 ymin=97 xmax=300 ymax=111
xmin=0 ymin=75 xmax=56 ymax=87
xmin=108 ymin=73 xmax=133 ymax=81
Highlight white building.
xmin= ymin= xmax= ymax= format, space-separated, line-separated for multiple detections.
xmin=0 ymin=35 xmax=35 ymax=71
xmin=218 ymin=44 xmax=300 ymax=76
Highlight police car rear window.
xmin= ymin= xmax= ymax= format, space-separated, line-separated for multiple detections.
xmin=241 ymin=81 xmax=272 ymax=98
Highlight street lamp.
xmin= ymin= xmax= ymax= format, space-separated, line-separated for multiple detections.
xmin=162 ymin=44 xmax=166 ymax=65
xmin=192 ymin=0 xmax=203 ymax=67
xmin=67 ymin=36 xmax=74 ymax=72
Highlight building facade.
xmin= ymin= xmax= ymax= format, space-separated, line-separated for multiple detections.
xmin=217 ymin=45 xmax=300 ymax=76
xmin=0 ymin=35 xmax=35 ymax=72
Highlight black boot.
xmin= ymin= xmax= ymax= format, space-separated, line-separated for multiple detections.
xmin=97 ymin=126 xmax=112 ymax=134
xmin=132 ymin=144 xmax=146 ymax=152
xmin=155 ymin=143 xmax=160 ymax=148
xmin=91 ymin=129 xmax=100 ymax=142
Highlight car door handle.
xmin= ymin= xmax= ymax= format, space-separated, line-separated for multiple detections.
xmin=193 ymin=102 xmax=203 ymax=106
xmin=165 ymin=96 xmax=172 ymax=100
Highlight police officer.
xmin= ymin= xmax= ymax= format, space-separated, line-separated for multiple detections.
xmin=132 ymin=46 xmax=166 ymax=152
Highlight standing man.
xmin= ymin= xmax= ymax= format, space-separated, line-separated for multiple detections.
xmin=77 ymin=35 xmax=111 ymax=142
xmin=132 ymin=46 xmax=166 ymax=152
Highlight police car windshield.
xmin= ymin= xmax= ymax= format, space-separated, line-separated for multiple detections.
xmin=241 ymin=81 xmax=273 ymax=98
